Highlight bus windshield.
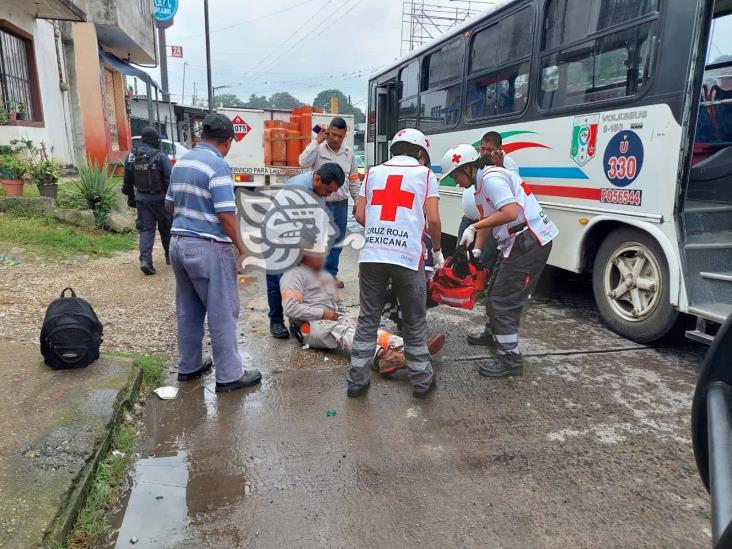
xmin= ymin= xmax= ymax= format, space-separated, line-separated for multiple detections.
xmin=706 ymin=12 xmax=732 ymax=67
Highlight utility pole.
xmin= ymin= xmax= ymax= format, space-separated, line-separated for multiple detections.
xmin=204 ymin=0 xmax=214 ymax=112
xmin=158 ymin=27 xmax=170 ymax=101
xmin=181 ymin=61 xmax=187 ymax=104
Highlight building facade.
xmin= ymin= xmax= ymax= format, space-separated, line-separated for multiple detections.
xmin=0 ymin=0 xmax=85 ymax=164
xmin=0 ymin=0 xmax=158 ymax=168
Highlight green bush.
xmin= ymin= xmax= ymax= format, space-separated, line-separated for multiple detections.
xmin=73 ymin=161 xmax=118 ymax=228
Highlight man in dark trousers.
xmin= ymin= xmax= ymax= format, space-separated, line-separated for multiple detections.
xmin=122 ymin=127 xmax=173 ymax=275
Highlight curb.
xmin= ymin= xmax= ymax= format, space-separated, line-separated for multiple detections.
xmin=43 ymin=362 xmax=142 ymax=547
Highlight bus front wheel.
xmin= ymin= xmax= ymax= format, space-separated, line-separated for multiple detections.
xmin=592 ymin=228 xmax=679 ymax=343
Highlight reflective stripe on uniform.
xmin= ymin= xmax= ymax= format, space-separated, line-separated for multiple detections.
xmin=494 ymin=333 xmax=519 ymax=344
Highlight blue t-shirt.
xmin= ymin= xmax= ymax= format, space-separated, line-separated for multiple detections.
xmin=165 ymin=143 xmax=237 ymax=242
xmin=285 ymin=171 xmax=314 ymax=190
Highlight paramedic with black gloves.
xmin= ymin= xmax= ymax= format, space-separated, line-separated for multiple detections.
xmin=439 ymin=144 xmax=558 ymax=378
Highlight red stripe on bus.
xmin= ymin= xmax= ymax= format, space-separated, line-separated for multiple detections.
xmin=530 ymin=184 xmax=601 ymax=200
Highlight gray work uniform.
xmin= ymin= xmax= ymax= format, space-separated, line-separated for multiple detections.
xmin=280 ymin=264 xmax=402 ymax=354
xmin=474 ymin=167 xmax=558 ymax=370
xmin=348 ymin=155 xmax=440 ymax=392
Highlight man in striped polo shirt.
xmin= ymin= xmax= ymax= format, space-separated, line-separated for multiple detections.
xmin=165 ymin=113 xmax=261 ymax=393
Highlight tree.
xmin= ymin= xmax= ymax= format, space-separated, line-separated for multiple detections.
xmin=243 ymin=94 xmax=271 ymax=109
xmin=213 ymin=93 xmax=245 ymax=108
xmin=269 ymin=91 xmax=304 ymax=109
xmin=312 ymin=89 xmax=365 ymax=124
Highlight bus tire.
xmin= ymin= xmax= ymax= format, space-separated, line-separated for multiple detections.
xmin=592 ymin=228 xmax=679 ymax=343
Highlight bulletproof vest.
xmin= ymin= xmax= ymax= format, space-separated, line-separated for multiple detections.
xmin=132 ymin=149 xmax=163 ymax=193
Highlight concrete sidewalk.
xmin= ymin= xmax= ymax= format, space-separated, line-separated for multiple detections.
xmin=0 ymin=341 xmax=137 ymax=548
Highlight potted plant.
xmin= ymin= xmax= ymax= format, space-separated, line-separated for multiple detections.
xmin=16 ymin=103 xmax=26 ymax=121
xmin=0 ymin=105 xmax=8 ymax=126
xmin=0 ymin=155 xmax=29 ymax=196
xmin=6 ymin=101 xmax=17 ymax=122
xmin=32 ymin=144 xmax=61 ymax=199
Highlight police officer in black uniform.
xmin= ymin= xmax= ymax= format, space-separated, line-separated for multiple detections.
xmin=122 ymin=127 xmax=173 ymax=275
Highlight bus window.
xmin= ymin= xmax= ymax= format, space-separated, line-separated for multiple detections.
xmin=398 ymin=60 xmax=419 ymax=128
xmin=466 ymin=63 xmax=529 ymax=120
xmin=538 ymin=21 xmax=657 ymax=110
xmin=419 ymin=39 xmax=463 ymax=131
xmin=543 ymin=0 xmax=658 ymax=50
xmin=466 ymin=6 xmax=533 ymax=121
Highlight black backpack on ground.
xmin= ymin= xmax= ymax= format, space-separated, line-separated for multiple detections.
xmin=132 ymin=149 xmax=163 ymax=193
xmin=40 ymin=288 xmax=103 ymax=370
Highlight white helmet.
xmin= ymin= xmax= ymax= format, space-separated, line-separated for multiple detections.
xmin=439 ymin=144 xmax=480 ymax=180
xmin=390 ymin=128 xmax=431 ymax=164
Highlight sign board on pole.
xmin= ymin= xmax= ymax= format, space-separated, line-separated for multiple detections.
xmin=153 ymin=0 xmax=178 ymax=23
xmin=170 ymin=45 xmax=183 ymax=58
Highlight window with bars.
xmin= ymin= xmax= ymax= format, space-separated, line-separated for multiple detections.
xmin=0 ymin=27 xmax=36 ymax=121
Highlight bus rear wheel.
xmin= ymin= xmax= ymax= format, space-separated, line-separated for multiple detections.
xmin=592 ymin=228 xmax=679 ymax=343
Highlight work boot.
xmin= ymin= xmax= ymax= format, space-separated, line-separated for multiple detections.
xmin=177 ymin=359 xmax=213 ymax=382
xmin=270 ymin=321 xmax=290 ymax=339
xmin=215 ymin=369 xmax=262 ymax=393
xmin=347 ymin=381 xmax=370 ymax=398
xmin=413 ymin=377 xmax=436 ymax=399
xmin=377 ymin=347 xmax=407 ymax=376
xmin=140 ymin=261 xmax=156 ymax=275
xmin=478 ymin=360 xmax=523 ymax=378
xmin=335 ymin=277 xmax=345 ymax=289
xmin=165 ymin=252 xmax=171 ymax=265
xmin=467 ymin=327 xmax=494 ymax=347
xmin=427 ymin=333 xmax=447 ymax=355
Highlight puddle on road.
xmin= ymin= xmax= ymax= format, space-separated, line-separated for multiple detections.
xmin=111 ymin=450 xmax=190 ymax=548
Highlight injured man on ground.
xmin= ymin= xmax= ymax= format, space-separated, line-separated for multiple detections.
xmin=280 ymin=253 xmax=446 ymax=375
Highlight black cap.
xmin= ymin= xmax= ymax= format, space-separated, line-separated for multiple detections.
xmin=141 ymin=126 xmax=160 ymax=145
xmin=202 ymin=113 xmax=235 ymax=139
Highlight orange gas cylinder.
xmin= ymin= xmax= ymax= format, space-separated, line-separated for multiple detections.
xmin=286 ymin=128 xmax=300 ymax=166
xmin=301 ymin=105 xmax=313 ymax=114
xmin=271 ymin=127 xmax=287 ymax=166
xmin=300 ymin=112 xmax=312 ymax=151
xmin=292 ymin=106 xmax=303 ymax=116
xmin=264 ymin=128 xmax=273 ymax=165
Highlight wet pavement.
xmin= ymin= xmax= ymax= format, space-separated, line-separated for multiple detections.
xmin=108 ymin=248 xmax=711 ymax=548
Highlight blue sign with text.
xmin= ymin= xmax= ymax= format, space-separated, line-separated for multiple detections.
xmin=153 ymin=0 xmax=178 ymax=22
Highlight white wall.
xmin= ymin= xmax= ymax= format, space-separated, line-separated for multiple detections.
xmin=0 ymin=2 xmax=75 ymax=164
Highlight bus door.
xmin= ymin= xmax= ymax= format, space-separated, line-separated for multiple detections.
xmin=375 ymin=80 xmax=397 ymax=164
xmin=682 ymin=1 xmax=732 ymax=341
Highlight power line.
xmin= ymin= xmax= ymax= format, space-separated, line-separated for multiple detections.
xmin=172 ymin=0 xmax=321 ymax=41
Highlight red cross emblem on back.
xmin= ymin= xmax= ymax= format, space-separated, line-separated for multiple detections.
xmin=371 ymin=175 xmax=415 ymax=222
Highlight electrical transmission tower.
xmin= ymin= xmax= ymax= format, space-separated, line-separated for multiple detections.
xmin=401 ymin=0 xmax=497 ymax=55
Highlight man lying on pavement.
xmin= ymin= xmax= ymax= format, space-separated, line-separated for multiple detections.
xmin=280 ymin=252 xmax=446 ymax=375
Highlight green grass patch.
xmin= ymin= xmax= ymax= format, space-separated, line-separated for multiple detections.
xmin=0 ymin=212 xmax=135 ymax=260
xmin=64 ymin=354 xmax=167 ymax=549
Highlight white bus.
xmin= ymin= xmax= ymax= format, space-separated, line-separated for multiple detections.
xmin=366 ymin=0 xmax=732 ymax=344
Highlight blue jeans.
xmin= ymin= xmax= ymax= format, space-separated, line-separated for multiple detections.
xmin=266 ymin=273 xmax=283 ymax=324
xmin=170 ymin=236 xmax=244 ymax=384
xmin=325 ymin=200 xmax=348 ymax=278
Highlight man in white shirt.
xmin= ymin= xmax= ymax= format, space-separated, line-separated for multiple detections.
xmin=299 ymin=117 xmax=360 ymax=288
xmin=348 ymin=128 xmax=445 ymax=399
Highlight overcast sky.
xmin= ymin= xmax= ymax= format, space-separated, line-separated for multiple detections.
xmin=141 ymin=0 xmax=495 ymax=108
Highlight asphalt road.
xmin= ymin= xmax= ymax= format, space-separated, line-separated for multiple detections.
xmin=109 ymin=248 xmax=711 ymax=548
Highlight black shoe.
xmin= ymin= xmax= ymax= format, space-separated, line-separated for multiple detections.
xmin=165 ymin=254 xmax=171 ymax=265
xmin=347 ymin=381 xmax=370 ymax=398
xmin=177 ymin=359 xmax=213 ymax=382
xmin=215 ymin=370 xmax=262 ymax=393
xmin=270 ymin=321 xmax=290 ymax=339
xmin=467 ymin=328 xmax=494 ymax=347
xmin=479 ymin=361 xmax=523 ymax=378
xmin=413 ymin=377 xmax=436 ymax=399
xmin=140 ymin=261 xmax=156 ymax=275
